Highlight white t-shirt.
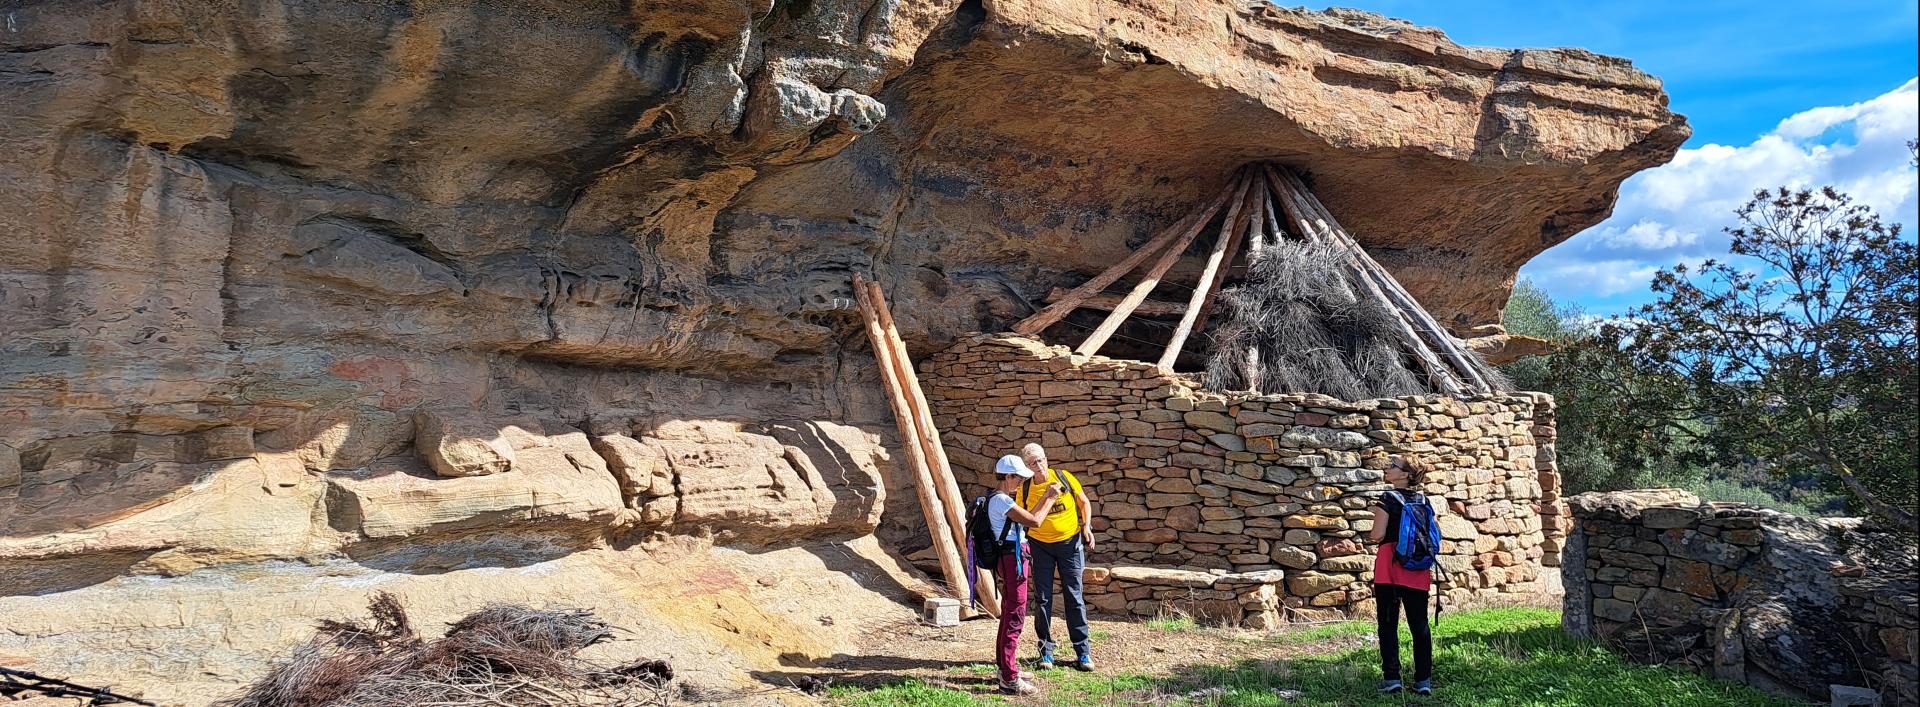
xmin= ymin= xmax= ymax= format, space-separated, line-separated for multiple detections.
xmin=986 ymin=492 xmax=1025 ymax=545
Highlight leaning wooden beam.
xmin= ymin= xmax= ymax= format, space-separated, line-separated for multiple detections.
xmin=1268 ymin=167 xmax=1496 ymax=392
xmin=853 ymin=279 xmax=975 ymax=612
xmin=1156 ymin=169 xmax=1263 ymax=370
xmin=1265 ymin=169 xmax=1467 ymax=395
xmin=1012 ymin=176 xmax=1238 ymax=336
xmin=1079 ymin=171 xmax=1254 ymax=358
xmin=861 ymin=277 xmax=999 ymax=616
xmin=1185 ymin=171 xmax=1269 ymax=347
xmin=1043 ymin=288 xmax=1185 ymax=317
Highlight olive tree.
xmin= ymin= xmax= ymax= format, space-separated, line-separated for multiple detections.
xmin=1581 ymin=187 xmax=1916 ymax=527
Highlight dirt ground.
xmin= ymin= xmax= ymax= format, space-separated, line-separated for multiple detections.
xmin=746 ymin=611 xmax=1382 ymax=705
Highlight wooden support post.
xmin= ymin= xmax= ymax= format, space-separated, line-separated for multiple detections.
xmin=1156 ymin=169 xmax=1261 ymax=370
xmin=1265 ymin=168 xmax=1467 ymax=395
xmin=861 ymin=277 xmax=999 ymax=616
xmin=1078 ymin=171 xmax=1253 ymax=358
xmin=852 ymin=278 xmax=977 ymax=614
xmin=1012 ymin=177 xmax=1238 ymax=336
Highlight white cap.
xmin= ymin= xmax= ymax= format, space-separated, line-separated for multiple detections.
xmin=995 ymin=454 xmax=1034 ymax=478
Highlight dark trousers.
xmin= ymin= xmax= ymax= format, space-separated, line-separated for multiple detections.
xmin=1376 ymin=583 xmax=1432 ymax=682
xmin=1028 ymin=535 xmax=1090 ymax=660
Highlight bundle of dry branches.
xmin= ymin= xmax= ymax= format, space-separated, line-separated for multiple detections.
xmin=1206 ymin=240 xmax=1428 ymax=399
xmin=219 ymin=593 xmax=672 ymax=707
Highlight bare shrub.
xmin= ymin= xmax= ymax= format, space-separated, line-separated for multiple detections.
xmin=219 ymin=593 xmax=672 ymax=707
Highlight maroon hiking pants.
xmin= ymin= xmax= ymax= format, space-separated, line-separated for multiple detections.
xmin=995 ymin=550 xmax=1029 ymax=684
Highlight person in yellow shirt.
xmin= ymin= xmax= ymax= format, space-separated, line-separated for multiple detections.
xmin=1013 ymin=442 xmax=1097 ymax=671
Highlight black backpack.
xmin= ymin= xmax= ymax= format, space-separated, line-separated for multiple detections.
xmin=966 ymin=493 xmax=1019 ymax=571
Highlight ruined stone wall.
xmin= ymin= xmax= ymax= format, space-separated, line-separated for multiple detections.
xmin=921 ymin=334 xmax=1565 ymax=622
xmin=1563 ymin=490 xmax=1919 ymax=707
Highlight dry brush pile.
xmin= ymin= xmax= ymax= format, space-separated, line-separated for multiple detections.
xmin=219 ymin=593 xmax=673 ymax=706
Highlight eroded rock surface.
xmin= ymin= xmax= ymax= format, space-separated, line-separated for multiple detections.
xmin=2 ymin=0 xmax=1682 ymax=700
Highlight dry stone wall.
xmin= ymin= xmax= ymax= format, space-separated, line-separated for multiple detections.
xmin=1564 ymin=490 xmax=1919 ymax=707
xmin=922 ymin=334 xmax=1565 ymax=623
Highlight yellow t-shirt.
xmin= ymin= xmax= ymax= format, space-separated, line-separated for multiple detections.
xmin=1015 ymin=467 xmax=1085 ymax=544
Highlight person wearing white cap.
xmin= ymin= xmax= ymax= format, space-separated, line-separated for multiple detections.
xmin=985 ymin=453 xmax=1060 ymax=695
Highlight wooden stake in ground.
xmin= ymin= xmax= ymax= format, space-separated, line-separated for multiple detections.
xmin=861 ymin=277 xmax=1000 ymax=616
xmin=852 ymin=279 xmax=976 ymax=613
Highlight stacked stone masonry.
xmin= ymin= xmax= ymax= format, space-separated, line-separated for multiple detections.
xmin=1564 ymin=490 xmax=1919 ymax=707
xmin=922 ymin=334 xmax=1565 ymax=625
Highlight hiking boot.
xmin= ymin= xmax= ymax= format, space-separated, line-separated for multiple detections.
xmin=1380 ymin=680 xmax=1403 ymax=694
xmin=1071 ymin=657 xmax=1095 ymax=672
xmin=1413 ymin=679 xmax=1432 ymax=695
xmin=999 ymin=678 xmax=1039 ymax=696
xmin=1036 ymin=655 xmax=1055 ymax=670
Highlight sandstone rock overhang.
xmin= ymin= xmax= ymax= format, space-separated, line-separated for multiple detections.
xmin=862 ymin=1 xmax=1689 ymax=334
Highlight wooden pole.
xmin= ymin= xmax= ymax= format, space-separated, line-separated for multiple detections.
xmin=1184 ymin=170 xmax=1268 ymax=353
xmin=1044 ymin=288 xmax=1185 ymax=317
xmin=1012 ymin=178 xmax=1238 ymax=336
xmin=861 ymin=277 xmax=1000 ymax=615
xmin=1156 ymin=169 xmax=1261 ymax=369
xmin=1077 ymin=171 xmax=1253 ymax=358
xmin=1265 ymin=168 xmax=1467 ymax=395
xmin=852 ymin=279 xmax=976 ymax=612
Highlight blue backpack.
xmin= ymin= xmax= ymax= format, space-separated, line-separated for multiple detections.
xmin=1390 ymin=490 xmax=1441 ymax=571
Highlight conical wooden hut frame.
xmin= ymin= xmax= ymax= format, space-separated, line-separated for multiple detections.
xmin=1013 ymin=163 xmax=1501 ymax=396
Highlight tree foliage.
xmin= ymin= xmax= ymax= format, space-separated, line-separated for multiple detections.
xmin=1563 ymin=187 xmax=1917 ymax=527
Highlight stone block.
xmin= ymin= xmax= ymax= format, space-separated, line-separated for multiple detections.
xmin=922 ymin=598 xmax=961 ymax=626
xmin=1438 ymin=515 xmax=1477 ymax=540
xmin=1642 ymin=505 xmax=1705 ymax=529
xmin=1271 ymin=546 xmax=1317 ymax=569
xmin=1830 ymin=685 xmax=1881 ymax=707
xmin=1066 ymin=424 xmax=1109 ymax=445
xmin=1280 ymin=426 xmax=1370 ymax=451
xmin=1285 ymin=571 xmax=1349 ymax=596
xmin=1283 ymin=515 xmax=1347 ymax=530
xmin=1166 ymin=506 xmax=1201 ymax=530
xmin=1209 ymin=433 xmax=1246 ymax=452
xmin=1316 ymin=556 xmax=1371 ymax=572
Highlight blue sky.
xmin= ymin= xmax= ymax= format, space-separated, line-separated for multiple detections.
xmin=1326 ymin=1 xmax=1920 ymax=316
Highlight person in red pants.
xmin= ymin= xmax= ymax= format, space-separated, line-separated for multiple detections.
xmin=987 ymin=454 xmax=1060 ymax=696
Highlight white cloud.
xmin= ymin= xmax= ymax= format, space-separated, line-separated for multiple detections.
xmin=1522 ymin=78 xmax=1919 ymax=315
xmin=1599 ymin=221 xmax=1700 ymax=249
xmin=1532 ymin=259 xmax=1665 ymax=297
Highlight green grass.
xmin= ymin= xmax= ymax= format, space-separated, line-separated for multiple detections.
xmin=830 ymin=680 xmax=983 ymax=706
xmin=1155 ymin=608 xmax=1802 ymax=706
xmin=1259 ymin=620 xmax=1377 ymax=646
xmin=828 ymin=608 xmax=1801 ymax=706
xmin=1146 ymin=613 xmax=1200 ymax=633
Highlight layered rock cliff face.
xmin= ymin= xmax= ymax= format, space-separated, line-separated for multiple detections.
xmin=0 ymin=0 xmax=1684 ymax=700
